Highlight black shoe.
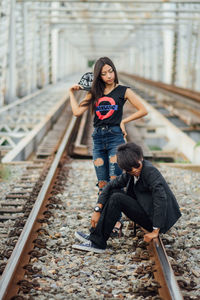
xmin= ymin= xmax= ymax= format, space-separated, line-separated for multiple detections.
xmin=72 ymin=241 xmax=105 ymax=254
xmin=110 ymin=220 xmax=124 ymax=238
xmin=75 ymin=231 xmax=90 ymax=243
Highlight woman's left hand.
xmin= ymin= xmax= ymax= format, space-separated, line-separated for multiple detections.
xmin=120 ymin=121 xmax=127 ymax=137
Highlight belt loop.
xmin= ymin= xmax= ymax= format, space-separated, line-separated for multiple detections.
xmin=96 ymin=125 xmax=110 ymax=130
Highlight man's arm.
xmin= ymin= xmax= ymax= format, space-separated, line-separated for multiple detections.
xmin=91 ymin=173 xmax=128 ymax=227
xmin=97 ymin=173 xmax=128 ymax=205
xmin=91 ymin=203 xmax=103 ymax=228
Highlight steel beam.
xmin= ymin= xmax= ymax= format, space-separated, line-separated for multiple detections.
xmin=16 ymin=1 xmax=200 ymax=4
xmin=52 ymin=24 xmax=176 ymax=31
xmin=36 ymin=16 xmax=200 ymax=21
xmin=50 ymin=21 xmax=190 ymax=26
xmin=28 ymin=8 xmax=200 ymax=13
xmin=6 ymin=0 xmax=17 ymax=103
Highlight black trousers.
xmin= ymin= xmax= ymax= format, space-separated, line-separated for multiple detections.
xmin=89 ymin=190 xmax=153 ymax=249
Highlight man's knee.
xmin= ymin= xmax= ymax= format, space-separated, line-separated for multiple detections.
xmin=109 ymin=192 xmax=124 ymax=206
xmin=110 ymin=189 xmax=125 ymax=197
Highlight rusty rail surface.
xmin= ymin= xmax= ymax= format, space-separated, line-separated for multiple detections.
xmin=120 ymin=72 xmax=200 ymax=103
xmin=148 ymin=236 xmax=183 ymax=300
xmin=0 ymin=115 xmax=77 ymax=300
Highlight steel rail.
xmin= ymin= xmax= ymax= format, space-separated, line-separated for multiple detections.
xmin=0 ymin=115 xmax=77 ymax=300
xmin=73 ymin=110 xmax=89 ymax=156
xmin=120 ymin=73 xmax=200 ymax=103
xmin=150 ymin=236 xmax=183 ymax=300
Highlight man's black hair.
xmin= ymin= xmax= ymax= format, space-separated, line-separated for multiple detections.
xmin=117 ymin=142 xmax=143 ymax=171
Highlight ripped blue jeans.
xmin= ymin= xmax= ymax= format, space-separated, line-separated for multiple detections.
xmin=92 ymin=125 xmax=125 ymax=183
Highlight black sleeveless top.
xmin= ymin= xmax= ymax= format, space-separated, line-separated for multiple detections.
xmin=93 ymin=85 xmax=129 ymax=127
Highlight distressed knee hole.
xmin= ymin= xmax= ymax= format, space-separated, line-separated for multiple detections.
xmin=110 ymin=176 xmax=117 ymax=180
xmin=109 ymin=155 xmax=117 ymax=164
xmin=94 ymin=158 xmax=104 ymax=166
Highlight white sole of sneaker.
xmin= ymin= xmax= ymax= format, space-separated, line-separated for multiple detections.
xmin=75 ymin=232 xmax=90 ymax=243
xmin=72 ymin=243 xmax=105 ymax=254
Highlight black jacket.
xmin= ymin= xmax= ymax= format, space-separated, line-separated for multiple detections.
xmin=98 ymin=160 xmax=181 ymax=233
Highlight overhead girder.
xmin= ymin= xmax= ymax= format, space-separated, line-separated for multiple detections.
xmin=38 ymin=16 xmax=200 ymax=21
xmin=1 ymin=0 xmax=200 ymax=109
xmin=15 ymin=0 xmax=200 ymax=3
xmin=28 ymin=7 xmax=200 ymax=13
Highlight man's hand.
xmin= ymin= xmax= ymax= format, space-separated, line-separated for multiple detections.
xmin=91 ymin=212 xmax=101 ymax=228
xmin=143 ymin=228 xmax=160 ymax=243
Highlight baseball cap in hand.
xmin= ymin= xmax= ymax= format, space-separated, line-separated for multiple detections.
xmin=78 ymin=72 xmax=93 ymax=91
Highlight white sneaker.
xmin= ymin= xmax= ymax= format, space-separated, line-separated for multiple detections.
xmin=75 ymin=231 xmax=90 ymax=243
xmin=72 ymin=241 xmax=105 ymax=254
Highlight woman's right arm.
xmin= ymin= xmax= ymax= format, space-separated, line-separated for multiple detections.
xmin=69 ymin=84 xmax=91 ymax=117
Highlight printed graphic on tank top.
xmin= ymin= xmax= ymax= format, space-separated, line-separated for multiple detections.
xmin=93 ymin=85 xmax=129 ymax=127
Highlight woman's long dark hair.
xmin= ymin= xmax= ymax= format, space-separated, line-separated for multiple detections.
xmin=81 ymin=57 xmax=119 ymax=112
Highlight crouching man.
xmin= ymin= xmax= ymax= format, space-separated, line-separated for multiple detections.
xmin=72 ymin=142 xmax=181 ymax=253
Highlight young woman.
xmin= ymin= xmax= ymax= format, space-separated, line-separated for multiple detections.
xmin=69 ymin=57 xmax=148 ymax=233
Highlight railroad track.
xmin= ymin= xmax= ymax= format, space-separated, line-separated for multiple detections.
xmin=1 ymin=76 xmax=200 ymax=299
xmin=119 ymin=73 xmax=200 ymax=143
xmin=0 ymin=101 xmax=185 ymax=299
xmin=0 ymin=113 xmax=75 ymax=299
xmin=120 ymin=73 xmax=200 ymax=105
